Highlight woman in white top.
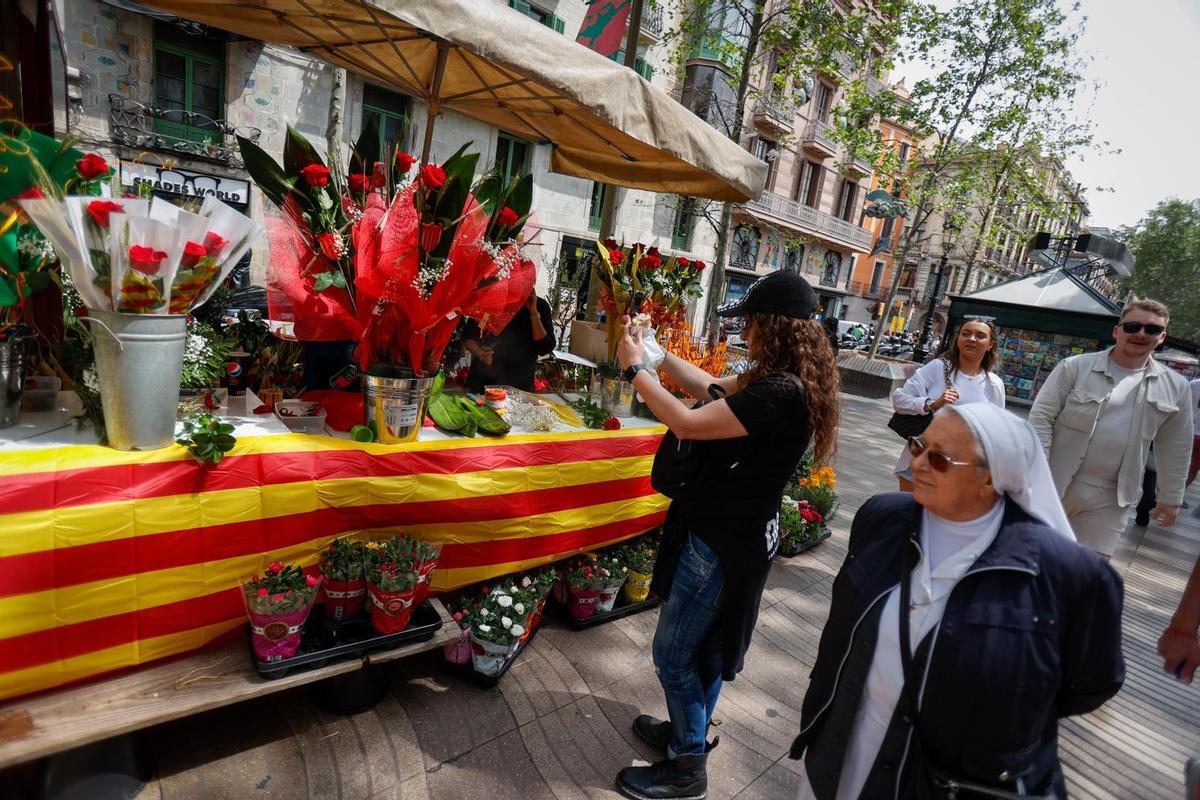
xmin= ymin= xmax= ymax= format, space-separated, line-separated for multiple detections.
xmin=891 ymin=317 xmax=1006 ymax=490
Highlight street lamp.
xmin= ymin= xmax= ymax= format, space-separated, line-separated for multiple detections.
xmin=912 ymin=219 xmax=963 ymax=363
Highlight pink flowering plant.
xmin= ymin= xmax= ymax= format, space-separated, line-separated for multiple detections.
xmin=563 ymin=553 xmax=615 ymax=591
xmin=779 ymin=500 xmax=826 ymax=555
xmin=243 ymin=561 xmax=320 ymax=615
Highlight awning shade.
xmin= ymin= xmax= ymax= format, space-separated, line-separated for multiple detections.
xmin=135 ymin=0 xmax=767 ymax=202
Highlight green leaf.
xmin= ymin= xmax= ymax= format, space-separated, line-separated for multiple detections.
xmin=313 ymin=270 xmax=347 ymax=291
xmin=0 ymin=231 xmax=18 ymax=272
xmin=283 ymin=126 xmax=325 ymax=177
xmin=349 ymin=116 xmax=381 ymax=177
xmin=236 ymin=136 xmax=290 ymax=208
xmin=0 ymin=278 xmax=18 ymax=307
xmin=317 ymin=189 xmax=334 ymax=212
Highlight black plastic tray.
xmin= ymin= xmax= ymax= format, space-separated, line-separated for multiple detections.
xmin=444 ymin=613 xmax=545 ymax=688
xmin=776 ymin=530 xmax=832 ymax=559
xmin=251 ymin=600 xmax=443 ymax=679
xmin=562 ymin=591 xmax=660 ymax=629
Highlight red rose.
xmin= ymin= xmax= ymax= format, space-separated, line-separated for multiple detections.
xmin=181 ymin=240 xmax=206 ymax=268
xmin=317 ymin=232 xmax=342 ymax=260
xmin=86 ymin=199 xmax=124 ymax=228
xmin=203 ymin=231 xmax=228 ymax=256
xmin=257 ymin=587 xmax=268 ymax=597
xmin=608 ymin=248 xmax=623 ymax=266
xmin=602 ymin=238 xmax=619 ymax=251
xmin=482 ymin=586 xmax=490 ymax=594
xmin=128 ymin=244 xmax=168 ymax=275
xmin=420 ymin=221 xmax=444 ymax=252
xmin=347 ymin=173 xmax=371 ymax=193
xmin=642 ymin=250 xmax=662 ymax=271
xmin=603 ymin=416 xmax=621 ymax=431
xmin=15 ymin=186 xmax=44 ymax=200
xmin=268 ymin=561 xmax=283 ymax=573
xmin=305 ymin=574 xmax=319 ymax=587
xmin=677 ymin=256 xmax=690 ymax=268
xmin=76 ymin=153 xmax=109 ymax=180
xmin=694 ymin=260 xmax=706 ymax=271
xmin=299 ymin=163 xmax=331 ymax=187
xmin=420 ymin=163 xmax=446 ymax=189
xmin=498 ymin=206 xmax=519 ymax=228
xmin=395 ymin=151 xmax=417 ymax=173
xmin=270 ymin=594 xmax=283 ymax=604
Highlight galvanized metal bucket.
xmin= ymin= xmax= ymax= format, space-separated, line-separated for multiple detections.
xmin=84 ymin=310 xmax=187 ymax=450
xmin=0 ymin=336 xmax=27 ymax=429
xmin=363 ymin=373 xmax=435 ymax=444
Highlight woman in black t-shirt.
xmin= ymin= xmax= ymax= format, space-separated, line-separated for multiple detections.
xmin=612 ymin=271 xmax=840 ymax=800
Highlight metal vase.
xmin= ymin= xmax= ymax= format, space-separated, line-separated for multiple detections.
xmin=0 ymin=336 xmax=27 ymax=428
xmin=85 ymin=309 xmax=187 ymax=451
xmin=363 ymin=373 xmax=435 ymax=444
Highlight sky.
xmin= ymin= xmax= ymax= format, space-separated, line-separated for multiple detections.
xmin=893 ymin=0 xmax=1200 ymax=231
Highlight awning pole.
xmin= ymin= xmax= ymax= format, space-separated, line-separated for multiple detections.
xmin=421 ymin=40 xmax=452 ymax=165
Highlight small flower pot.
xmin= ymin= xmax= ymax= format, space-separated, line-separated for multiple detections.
xmin=323 ymin=578 xmax=367 ymax=621
xmin=624 ymin=569 xmax=653 ymax=603
xmin=368 ymin=583 xmax=418 ymax=634
xmin=443 ymin=627 xmax=473 ymax=664
xmin=411 ymin=560 xmax=438 ymax=607
xmin=470 ymin=630 xmax=518 ymax=676
xmin=567 ymin=587 xmax=601 ymax=620
xmin=597 ymin=581 xmax=626 ymax=613
xmin=534 ymin=593 xmax=549 ymax=618
xmin=246 ymin=589 xmax=319 ymax=662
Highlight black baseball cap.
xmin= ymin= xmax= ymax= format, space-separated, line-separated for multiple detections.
xmin=717 ymin=271 xmax=818 ymax=320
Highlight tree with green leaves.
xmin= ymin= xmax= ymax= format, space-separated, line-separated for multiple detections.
xmin=1121 ymin=199 xmax=1200 ymax=343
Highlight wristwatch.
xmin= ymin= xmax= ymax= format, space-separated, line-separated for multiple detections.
xmin=923 ymin=398 xmax=934 ymax=413
xmin=623 ymin=363 xmax=648 ymax=382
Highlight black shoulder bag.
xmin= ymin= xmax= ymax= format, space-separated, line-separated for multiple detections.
xmin=887 ymin=359 xmax=953 ymax=441
xmin=649 ymin=382 xmax=725 ymax=500
xmin=897 ymin=541 xmax=1054 ymax=800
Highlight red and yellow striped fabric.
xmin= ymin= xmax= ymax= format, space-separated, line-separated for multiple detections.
xmin=0 ymin=427 xmax=667 ymax=700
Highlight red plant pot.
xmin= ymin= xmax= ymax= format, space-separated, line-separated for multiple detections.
xmin=323 ymin=578 xmax=366 ymax=621
xmin=552 ymin=570 xmax=568 ymax=605
xmin=368 ymin=583 xmax=417 ymax=634
xmin=567 ymin=587 xmax=601 ymax=620
xmin=411 ymin=560 xmax=438 ymax=607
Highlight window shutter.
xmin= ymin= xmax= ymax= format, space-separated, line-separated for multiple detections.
xmin=550 ymin=15 xmax=565 ymax=33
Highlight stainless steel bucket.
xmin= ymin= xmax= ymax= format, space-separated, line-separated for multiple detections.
xmin=84 ymin=310 xmax=187 ymax=450
xmin=363 ymin=374 xmax=435 ymax=444
xmin=0 ymin=336 xmax=27 ymax=428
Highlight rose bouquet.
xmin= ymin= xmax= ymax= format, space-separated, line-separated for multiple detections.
xmin=242 ymin=561 xmax=322 ymax=662
xmin=320 ymin=537 xmax=368 ymax=621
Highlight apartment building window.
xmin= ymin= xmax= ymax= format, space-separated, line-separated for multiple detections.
xmin=837 ymin=179 xmax=858 ymax=222
xmin=731 ymin=225 xmax=760 ymax=270
xmin=611 ymin=50 xmax=654 ymax=81
xmin=795 ymin=161 xmax=823 ymax=208
xmin=755 ymin=136 xmax=778 ymax=192
xmin=362 ymin=84 xmax=410 ymax=154
xmin=820 ymin=250 xmax=842 ymax=287
xmin=813 ymin=82 xmax=834 ymax=123
xmin=496 ymin=133 xmax=530 ymax=184
xmin=897 ymin=141 xmax=911 ymax=169
xmin=508 ymin=0 xmax=566 ymax=32
xmin=588 ymin=182 xmax=608 ymax=232
xmin=153 ymin=22 xmax=225 ymax=146
xmin=784 ymin=245 xmax=804 ymax=273
xmin=900 ymin=267 xmax=916 ymax=289
xmin=869 ymin=261 xmax=885 ymax=294
xmin=672 ymin=197 xmax=696 ymax=251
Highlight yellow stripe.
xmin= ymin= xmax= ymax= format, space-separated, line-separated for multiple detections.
xmin=0 ymin=495 xmax=667 ymax=639
xmin=0 ymin=455 xmax=654 ymax=558
xmin=0 ymin=426 xmax=665 ymax=478
xmin=0 ymin=619 xmax=240 ymax=702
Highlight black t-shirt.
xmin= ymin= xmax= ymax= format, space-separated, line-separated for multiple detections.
xmin=462 ymin=298 xmax=555 ymax=392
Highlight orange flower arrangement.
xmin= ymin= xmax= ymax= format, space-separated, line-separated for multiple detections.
xmin=656 ymin=324 xmax=729 ymax=398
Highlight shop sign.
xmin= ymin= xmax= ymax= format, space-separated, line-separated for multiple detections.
xmin=119 ymin=162 xmax=250 ymax=205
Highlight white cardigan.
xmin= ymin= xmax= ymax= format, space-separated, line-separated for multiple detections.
xmin=891 ymin=359 xmax=1006 ymax=475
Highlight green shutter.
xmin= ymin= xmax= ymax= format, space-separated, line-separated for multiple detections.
xmin=549 ymin=15 xmax=565 ymax=34
xmin=508 ymin=0 xmax=532 ymax=13
xmin=635 ymin=59 xmax=654 ymax=81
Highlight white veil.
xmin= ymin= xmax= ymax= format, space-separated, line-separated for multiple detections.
xmin=948 ymin=404 xmax=1076 ymax=540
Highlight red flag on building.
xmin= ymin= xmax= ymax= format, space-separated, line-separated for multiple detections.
xmin=577 ymin=0 xmax=632 ymax=58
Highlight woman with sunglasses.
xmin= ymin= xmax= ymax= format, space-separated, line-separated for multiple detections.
xmin=890 ymin=316 xmax=1006 ymax=491
xmin=793 ymin=404 xmax=1124 ymax=800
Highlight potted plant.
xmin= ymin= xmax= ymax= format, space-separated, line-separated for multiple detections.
xmin=443 ymin=594 xmax=475 ymax=664
xmin=594 ymin=551 xmax=629 ymax=613
xmin=562 ymin=554 xmax=609 ymax=620
xmin=321 ymin=537 xmax=368 ymax=621
xmin=364 ymin=538 xmax=420 ymax=633
xmin=619 ymin=535 xmax=659 ymax=603
xmin=789 ymin=456 xmax=840 ymax=522
xmin=399 ymin=537 xmax=442 ymax=606
xmin=779 ymin=500 xmax=828 ymax=557
xmin=242 ymin=561 xmax=321 ymax=662
xmin=468 ymin=584 xmax=533 ymax=676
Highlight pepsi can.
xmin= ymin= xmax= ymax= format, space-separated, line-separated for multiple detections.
xmin=223 ymin=350 xmax=250 ymax=396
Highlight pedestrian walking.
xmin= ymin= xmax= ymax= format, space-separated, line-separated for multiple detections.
xmin=611 ymin=270 xmax=840 ymax=800
xmin=792 ymin=404 xmax=1124 ymax=800
xmin=1028 ymin=299 xmax=1194 ymax=558
xmin=824 ymin=315 xmax=841 ymax=353
xmin=889 ymin=316 xmax=1005 ymax=491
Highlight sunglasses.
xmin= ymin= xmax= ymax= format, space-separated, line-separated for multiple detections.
xmin=1120 ymin=321 xmax=1165 ymax=336
xmin=908 ymin=436 xmax=977 ymax=472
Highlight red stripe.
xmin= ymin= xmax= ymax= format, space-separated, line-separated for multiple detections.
xmin=0 ymin=477 xmax=661 ymax=598
xmin=0 ymin=513 xmax=665 ymax=674
xmin=0 ymin=431 xmax=662 ymax=515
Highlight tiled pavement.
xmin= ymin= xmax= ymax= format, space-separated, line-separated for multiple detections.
xmin=65 ymin=395 xmax=1200 ymax=798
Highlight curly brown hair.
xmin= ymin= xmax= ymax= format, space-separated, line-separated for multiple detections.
xmin=737 ymin=313 xmax=840 ymax=465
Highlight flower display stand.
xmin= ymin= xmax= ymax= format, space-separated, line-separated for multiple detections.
xmin=776 ymin=525 xmax=833 ymax=559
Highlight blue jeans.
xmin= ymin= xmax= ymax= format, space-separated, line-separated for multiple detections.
xmin=652 ymin=532 xmax=725 ymax=757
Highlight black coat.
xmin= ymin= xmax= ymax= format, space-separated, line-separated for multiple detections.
xmin=791 ymin=493 xmax=1125 ymax=798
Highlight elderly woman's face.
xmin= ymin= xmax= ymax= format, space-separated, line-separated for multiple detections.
xmin=911 ymin=413 xmax=998 ymax=520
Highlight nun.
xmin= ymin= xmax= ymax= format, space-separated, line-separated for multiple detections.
xmin=792 ymin=404 xmax=1125 ymax=800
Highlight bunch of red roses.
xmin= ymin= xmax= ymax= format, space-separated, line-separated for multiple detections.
xmin=243 ymin=561 xmax=320 ymax=615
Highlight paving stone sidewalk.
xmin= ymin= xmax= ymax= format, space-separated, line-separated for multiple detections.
xmin=98 ymin=395 xmax=1200 ymax=798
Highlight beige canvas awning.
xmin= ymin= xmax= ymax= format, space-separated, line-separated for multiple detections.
xmin=135 ymin=0 xmax=767 ymax=202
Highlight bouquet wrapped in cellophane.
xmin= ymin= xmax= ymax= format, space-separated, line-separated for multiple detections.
xmin=238 ymin=121 xmax=537 ymax=378
xmin=19 ymin=193 xmax=259 ymax=314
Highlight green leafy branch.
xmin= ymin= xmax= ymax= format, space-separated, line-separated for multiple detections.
xmin=176 ymin=413 xmax=237 ymax=465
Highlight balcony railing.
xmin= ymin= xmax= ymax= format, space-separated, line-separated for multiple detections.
xmin=753 ymin=94 xmax=795 ymax=132
xmin=744 ymin=190 xmax=874 ymax=252
xmin=109 ymin=94 xmax=262 ymax=165
xmin=801 ymin=119 xmax=839 ymax=156
xmin=847 ymin=280 xmax=888 ymax=299
xmin=639 ymin=5 xmax=664 ymax=38
xmin=833 ymin=51 xmax=856 ymax=79
xmin=866 ymin=74 xmax=886 ymax=96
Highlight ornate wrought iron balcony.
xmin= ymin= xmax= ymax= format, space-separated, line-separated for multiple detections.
xmin=801 ymin=119 xmax=839 ymax=158
xmin=108 ymin=94 xmax=262 ymax=165
xmin=639 ymin=5 xmax=664 ymax=39
xmin=753 ymin=94 xmax=795 ymax=134
xmin=744 ymin=190 xmax=873 ymax=252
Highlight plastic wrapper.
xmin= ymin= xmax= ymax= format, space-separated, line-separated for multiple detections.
xmin=242 ymin=578 xmax=321 ymax=662
xmin=367 ymin=582 xmax=418 ymax=633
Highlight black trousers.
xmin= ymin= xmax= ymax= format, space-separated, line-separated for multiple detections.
xmin=1135 ymin=469 xmax=1156 ymax=525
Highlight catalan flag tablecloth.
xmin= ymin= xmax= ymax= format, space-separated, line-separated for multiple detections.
xmin=0 ymin=426 xmax=668 ymax=700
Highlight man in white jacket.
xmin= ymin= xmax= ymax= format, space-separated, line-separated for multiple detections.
xmin=1029 ymin=299 xmax=1194 ymax=557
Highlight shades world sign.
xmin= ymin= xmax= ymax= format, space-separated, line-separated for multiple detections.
xmin=119 ymin=162 xmax=250 ymax=206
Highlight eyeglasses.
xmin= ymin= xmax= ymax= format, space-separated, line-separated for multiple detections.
xmin=1121 ymin=321 xmax=1165 ymax=336
xmin=907 ymin=436 xmax=977 ymax=472
xmin=964 ymin=315 xmax=996 ymax=324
